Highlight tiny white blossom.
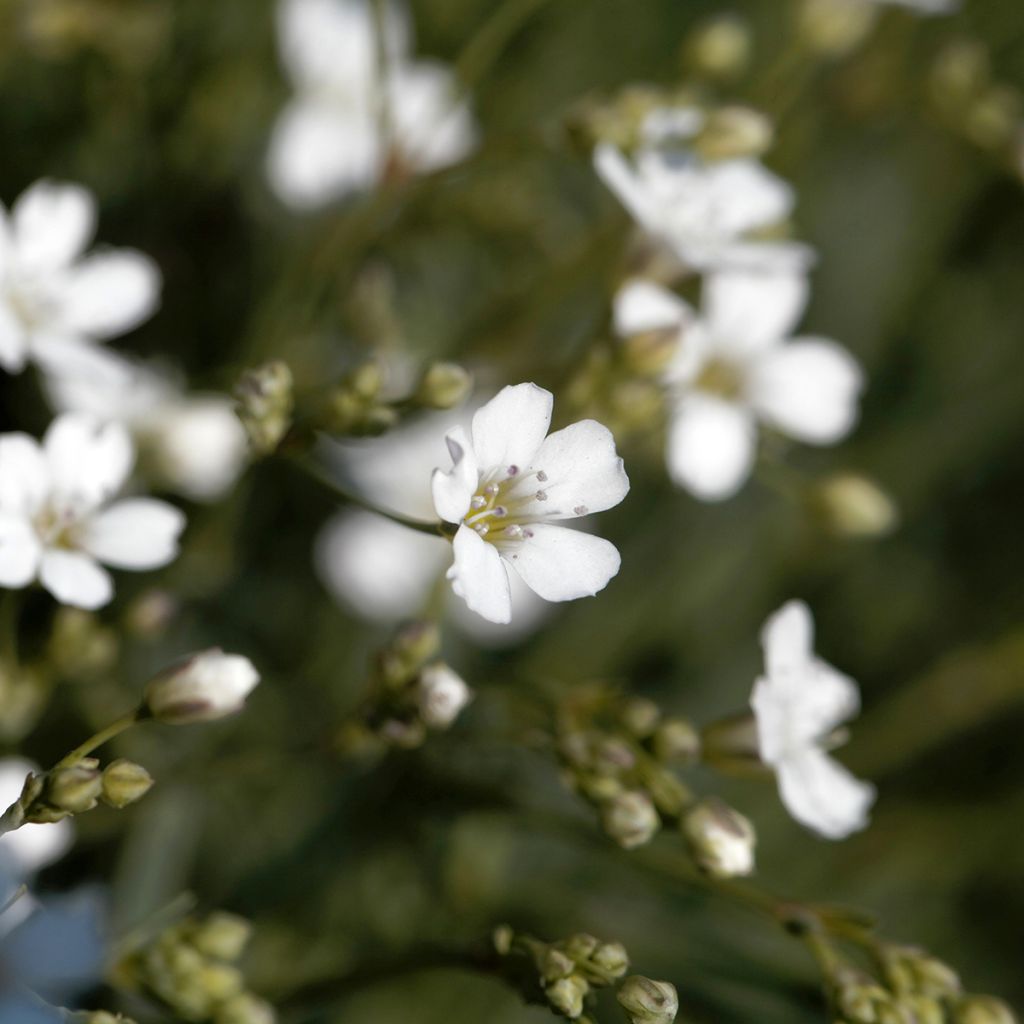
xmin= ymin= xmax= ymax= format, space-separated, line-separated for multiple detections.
xmin=145 ymin=649 xmax=260 ymax=725
xmin=0 ymin=180 xmax=160 ymax=375
xmin=751 ymin=600 xmax=876 ymax=839
xmin=44 ymin=345 xmax=247 ymax=502
xmin=431 ymin=383 xmax=629 ymax=625
xmin=267 ymin=0 xmax=476 ymax=209
xmin=615 ymin=269 xmax=862 ymax=501
xmin=416 ymin=663 xmax=472 ymax=729
xmin=594 ymin=107 xmax=809 ymax=273
xmin=0 ymin=415 xmax=185 ymax=610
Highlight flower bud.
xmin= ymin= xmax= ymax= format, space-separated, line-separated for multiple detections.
xmin=145 ymin=649 xmax=259 ymax=725
xmin=190 ymin=912 xmax=253 ymax=962
xmin=415 ymin=362 xmax=473 ymax=410
xmin=954 ymin=997 xmax=1018 ymax=1024
xmin=100 ymin=759 xmax=154 ymax=809
xmin=601 ymin=790 xmax=660 ymax=849
xmin=695 ymin=106 xmax=773 ymax=161
xmin=682 ymin=798 xmax=755 ymax=878
xmin=416 ymin=663 xmax=472 ymax=729
xmin=652 ymin=719 xmax=700 ymax=764
xmin=591 ymin=941 xmax=630 ymax=981
xmin=814 ymin=474 xmax=897 ymax=539
xmin=798 ymin=0 xmax=876 ymax=57
xmin=564 ymin=933 xmax=600 ymax=961
xmin=621 ymin=698 xmax=660 ymax=738
xmin=492 ymin=924 xmax=514 ymax=955
xmin=199 ymin=962 xmax=245 ymax=1001
xmin=235 ymin=361 xmax=293 ymax=456
xmin=904 ymin=996 xmax=946 ymax=1024
xmin=47 ymin=762 xmax=103 ymax=814
xmin=214 ymin=993 xmax=277 ymax=1024
xmin=542 ymin=947 xmax=576 ymax=982
xmin=547 ymin=974 xmax=589 ymax=1018
xmin=683 ymin=14 xmax=751 ymax=81
xmin=617 ymin=975 xmax=678 ymax=1024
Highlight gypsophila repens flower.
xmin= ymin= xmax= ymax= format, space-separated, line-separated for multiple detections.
xmin=145 ymin=649 xmax=260 ymax=724
xmin=431 ymin=383 xmax=630 ymax=624
xmin=0 ymin=415 xmax=185 ymax=610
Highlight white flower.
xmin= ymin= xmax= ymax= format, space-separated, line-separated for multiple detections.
xmin=594 ymin=107 xmax=809 ymax=273
xmin=0 ymin=415 xmax=185 ymax=610
xmin=614 ymin=269 xmax=862 ymax=501
xmin=0 ymin=759 xmax=73 ymax=882
xmin=431 ymin=383 xmax=629 ymax=625
xmin=0 ymin=180 xmax=160 ymax=375
xmin=751 ymin=600 xmax=876 ymax=839
xmin=44 ymin=345 xmax=247 ymax=502
xmin=267 ymin=0 xmax=476 ymax=209
xmin=144 ymin=649 xmax=260 ymax=724
xmin=416 ymin=663 xmax=472 ymax=729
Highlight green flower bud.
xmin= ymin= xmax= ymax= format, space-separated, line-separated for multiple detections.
xmin=214 ymin=993 xmax=277 ymax=1024
xmin=190 ymin=912 xmax=253 ymax=961
xmin=955 ymin=996 xmax=1018 ymax=1024
xmin=235 ymin=360 xmax=293 ymax=456
xmin=592 ymin=738 xmax=637 ymax=776
xmin=798 ymin=0 xmax=876 ymax=57
xmin=682 ymin=798 xmax=755 ymax=878
xmin=492 ymin=924 xmax=514 ymax=956
xmin=542 ymin=947 xmax=577 ymax=982
xmin=547 ymin=974 xmax=589 ymax=1018
xmin=564 ymin=933 xmax=601 ymax=961
xmin=601 ymin=790 xmax=660 ymax=849
xmin=695 ymin=106 xmax=773 ymax=161
xmin=644 ymin=767 xmax=690 ymax=818
xmin=814 ymin=474 xmax=897 ymax=539
xmin=621 ymin=697 xmax=660 ymax=739
xmin=415 ymin=362 xmax=473 ymax=410
xmin=101 ymin=759 xmax=155 ymax=809
xmin=348 ymin=362 xmax=383 ymax=400
xmin=652 ymin=719 xmax=701 ymax=764
xmin=904 ymin=996 xmax=946 ymax=1024
xmin=46 ymin=762 xmax=103 ymax=814
xmin=683 ymin=14 xmax=751 ymax=80
xmin=590 ymin=941 xmax=630 ymax=981
xmin=199 ymin=962 xmax=245 ymax=1001
xmin=617 ymin=975 xmax=679 ymax=1024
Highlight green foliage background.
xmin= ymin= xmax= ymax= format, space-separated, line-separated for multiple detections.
xmin=1 ymin=0 xmax=1023 ymax=1021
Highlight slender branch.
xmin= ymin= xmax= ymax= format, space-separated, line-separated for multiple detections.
xmin=53 ymin=708 xmax=144 ymax=770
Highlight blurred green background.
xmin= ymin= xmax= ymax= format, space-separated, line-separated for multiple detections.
xmin=2 ymin=0 xmax=1024 ymax=1021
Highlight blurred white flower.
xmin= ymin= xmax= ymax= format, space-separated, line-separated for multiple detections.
xmin=0 ymin=415 xmax=185 ymax=610
xmin=614 ymin=269 xmax=862 ymax=501
xmin=0 ymin=180 xmax=160 ymax=375
xmin=314 ymin=409 xmax=552 ymax=645
xmin=594 ymin=107 xmax=809 ymax=273
xmin=268 ymin=0 xmax=476 ymax=209
xmin=416 ymin=663 xmax=472 ymax=729
xmin=145 ymin=649 xmax=260 ymax=724
xmin=751 ymin=600 xmax=876 ymax=839
xmin=432 ymin=383 xmax=629 ymax=624
xmin=44 ymin=345 xmax=248 ymax=502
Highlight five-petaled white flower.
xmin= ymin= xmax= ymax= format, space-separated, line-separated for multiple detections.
xmin=0 ymin=414 xmax=185 ymax=610
xmin=44 ymin=345 xmax=248 ymax=503
xmin=594 ymin=107 xmax=809 ymax=273
xmin=751 ymin=600 xmax=876 ymax=839
xmin=267 ymin=0 xmax=476 ymax=209
xmin=0 ymin=180 xmax=160 ymax=375
xmin=614 ymin=269 xmax=862 ymax=501
xmin=431 ymin=383 xmax=629 ymax=624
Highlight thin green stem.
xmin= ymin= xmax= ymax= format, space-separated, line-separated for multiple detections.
xmin=455 ymin=0 xmax=556 ymax=94
xmin=54 ymin=708 xmax=143 ymax=770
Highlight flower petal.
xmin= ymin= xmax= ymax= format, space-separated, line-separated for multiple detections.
xmin=267 ymin=99 xmax=380 ymax=209
xmin=43 ymin=415 xmax=134 ymax=508
xmin=79 ymin=499 xmax=185 ymax=570
xmin=0 ymin=435 xmax=49 ymax=516
xmin=613 ymin=279 xmax=691 ymax=337
xmin=776 ymin=747 xmax=876 ymax=840
xmin=0 ymin=302 xmax=28 ymax=373
xmin=60 ymin=250 xmax=161 ymax=339
xmin=513 ymin=419 xmax=629 ymax=520
xmin=470 ymin=383 xmax=553 ymax=478
xmin=748 ymin=339 xmax=863 ymax=444
xmin=431 ymin=426 xmax=479 ymax=523
xmin=448 ymin=523 xmax=511 ymax=624
xmin=760 ymin=599 xmax=813 ymax=678
xmin=504 ymin=523 xmax=620 ymax=602
xmin=593 ymin=143 xmax=660 ymax=231
xmin=703 ymin=268 xmax=809 ymax=355
xmin=696 ymin=159 xmax=795 ymax=240
xmin=665 ymin=395 xmax=755 ymax=501
xmin=389 ymin=61 xmax=476 ymax=172
xmin=0 ymin=514 xmax=42 ymax=587
xmin=39 ymin=550 xmax=113 ymax=609
xmin=11 ymin=181 xmax=96 ymax=273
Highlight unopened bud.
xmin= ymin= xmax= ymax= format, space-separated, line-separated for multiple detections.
xmin=199 ymin=962 xmax=245 ymax=1001
xmin=652 ymin=719 xmax=700 ymax=764
xmin=214 ymin=994 xmax=277 ymax=1024
xmin=682 ymin=798 xmax=755 ymax=878
xmin=542 ymin=947 xmax=576 ymax=982
xmin=905 ymin=996 xmax=946 ymax=1024
xmin=145 ymin=649 xmax=259 ymax=725
xmin=547 ymin=974 xmax=589 ymax=1018
xmin=564 ymin=933 xmax=600 ymax=961
xmin=493 ymin=924 xmax=514 ymax=955
xmin=955 ymin=997 xmax=1018 ymax=1024
xmin=621 ymin=697 xmax=660 ymax=738
xmin=645 ymin=768 xmax=690 ymax=818
xmin=415 ymin=362 xmax=473 ymax=410
xmin=814 ymin=474 xmax=897 ymax=538
xmin=591 ymin=942 xmax=630 ymax=981
xmin=235 ymin=361 xmax=293 ymax=456
xmin=798 ymin=0 xmax=876 ymax=57
xmin=47 ymin=762 xmax=103 ymax=814
xmin=617 ymin=975 xmax=678 ymax=1024
xmin=416 ymin=663 xmax=472 ymax=729
xmin=696 ymin=106 xmax=773 ymax=161
xmin=683 ymin=14 xmax=751 ymax=80
xmin=191 ymin=913 xmax=253 ymax=961
xmin=601 ymin=790 xmax=660 ymax=849
xmin=101 ymin=759 xmax=154 ymax=809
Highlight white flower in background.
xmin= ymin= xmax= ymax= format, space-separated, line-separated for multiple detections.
xmin=0 ymin=180 xmax=160 ymax=374
xmin=268 ymin=0 xmax=476 ymax=209
xmin=594 ymin=107 xmax=809 ymax=273
xmin=314 ymin=408 xmax=552 ymax=645
xmin=416 ymin=663 xmax=472 ymax=729
xmin=614 ymin=269 xmax=862 ymax=501
xmin=751 ymin=600 xmax=876 ymax=839
xmin=432 ymin=383 xmax=630 ymax=625
xmin=0 ymin=415 xmax=185 ymax=610
xmin=44 ymin=345 xmax=248 ymax=502
xmin=144 ymin=649 xmax=260 ymax=724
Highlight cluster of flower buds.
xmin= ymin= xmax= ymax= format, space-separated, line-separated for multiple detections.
xmin=828 ymin=943 xmax=1017 ymax=1024
xmin=336 ymin=621 xmax=472 ymax=754
xmin=492 ymin=925 xmax=676 ymax=1023
xmin=116 ymin=911 xmax=275 ymax=1024
xmin=235 ymin=360 xmax=294 ymax=457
